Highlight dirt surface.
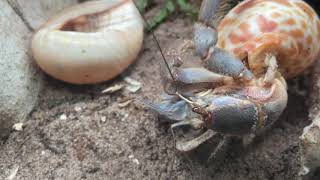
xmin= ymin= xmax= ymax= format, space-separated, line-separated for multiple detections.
xmin=0 ymin=4 xmax=318 ymax=180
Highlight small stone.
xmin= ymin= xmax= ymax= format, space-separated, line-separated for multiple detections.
xmin=300 ymin=116 xmax=320 ymax=175
xmin=121 ymin=113 xmax=129 ymax=122
xmin=59 ymin=114 xmax=67 ymax=120
xmin=6 ymin=165 xmax=19 ymax=180
xmin=74 ymin=106 xmax=82 ymax=112
xmin=12 ymin=123 xmax=24 ymax=131
xmin=133 ymin=158 xmax=140 ymax=165
xmin=101 ymin=116 xmax=106 ymax=122
xmin=124 ymin=77 xmax=142 ymax=93
xmin=69 ymin=114 xmax=76 ymax=120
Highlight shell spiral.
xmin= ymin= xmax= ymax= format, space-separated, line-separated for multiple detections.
xmin=217 ymin=0 xmax=320 ymax=78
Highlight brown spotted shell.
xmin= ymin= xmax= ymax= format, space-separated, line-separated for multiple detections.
xmin=217 ymin=0 xmax=320 ymax=78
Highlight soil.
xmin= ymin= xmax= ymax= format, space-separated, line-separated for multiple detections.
xmin=0 ymin=2 xmax=319 ymax=180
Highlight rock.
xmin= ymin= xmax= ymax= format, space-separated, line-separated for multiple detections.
xmin=300 ymin=117 xmax=320 ymax=176
xmin=300 ymin=44 xmax=320 ymax=176
xmin=0 ymin=0 xmax=77 ymax=139
xmin=7 ymin=0 xmax=78 ymax=30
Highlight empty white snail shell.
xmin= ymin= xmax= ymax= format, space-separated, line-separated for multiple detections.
xmin=31 ymin=0 xmax=144 ymax=84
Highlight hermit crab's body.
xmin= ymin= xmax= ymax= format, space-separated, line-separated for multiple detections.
xmin=140 ymin=0 xmax=320 ymax=158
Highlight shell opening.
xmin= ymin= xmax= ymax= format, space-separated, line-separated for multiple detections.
xmin=60 ymin=13 xmax=105 ymax=32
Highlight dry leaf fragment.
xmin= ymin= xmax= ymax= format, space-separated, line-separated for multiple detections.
xmin=124 ymin=77 xmax=142 ymax=93
xmin=102 ymin=84 xmax=124 ymax=94
xmin=12 ymin=123 xmax=24 ymax=131
xmin=118 ymin=99 xmax=134 ymax=108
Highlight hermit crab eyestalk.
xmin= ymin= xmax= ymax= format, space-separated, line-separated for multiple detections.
xmin=31 ymin=0 xmax=144 ymax=84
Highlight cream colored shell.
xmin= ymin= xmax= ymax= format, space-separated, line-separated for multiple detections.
xmin=31 ymin=0 xmax=144 ymax=84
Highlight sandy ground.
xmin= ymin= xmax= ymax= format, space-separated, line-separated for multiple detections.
xmin=0 ymin=2 xmax=319 ymax=180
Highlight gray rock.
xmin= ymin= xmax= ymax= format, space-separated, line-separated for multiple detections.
xmin=300 ymin=117 xmax=320 ymax=176
xmin=0 ymin=0 xmax=77 ymax=139
xmin=7 ymin=0 xmax=78 ymax=30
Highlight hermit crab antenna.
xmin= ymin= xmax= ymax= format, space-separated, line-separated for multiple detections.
xmin=133 ymin=2 xmax=175 ymax=81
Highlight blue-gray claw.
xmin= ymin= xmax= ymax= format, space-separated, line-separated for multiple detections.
xmin=206 ymin=48 xmax=254 ymax=81
xmin=135 ymin=97 xmax=194 ymax=122
xmin=194 ymin=23 xmax=217 ymax=59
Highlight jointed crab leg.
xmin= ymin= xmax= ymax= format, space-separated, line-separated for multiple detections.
xmin=194 ymin=0 xmax=241 ymax=59
xmin=176 ymin=130 xmax=217 ymax=152
xmin=164 ymin=0 xmax=253 ymax=91
xmin=193 ymin=0 xmax=254 ymax=81
xmin=263 ymin=55 xmax=278 ymax=86
xmin=207 ymin=136 xmax=231 ymax=162
xmin=162 ymin=66 xmax=234 ymax=95
xmin=205 ymin=48 xmax=254 ymax=81
xmin=194 ymin=0 xmax=222 ymax=59
xmin=174 ymin=67 xmax=233 ymax=84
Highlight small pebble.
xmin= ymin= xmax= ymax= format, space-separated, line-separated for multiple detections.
xmin=12 ymin=123 xmax=24 ymax=131
xmin=133 ymin=159 xmax=140 ymax=165
xmin=101 ymin=116 xmax=106 ymax=122
xmin=74 ymin=106 xmax=82 ymax=112
xmin=59 ymin=114 xmax=67 ymax=120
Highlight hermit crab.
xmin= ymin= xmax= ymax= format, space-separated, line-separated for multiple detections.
xmin=139 ymin=0 xmax=320 ymax=159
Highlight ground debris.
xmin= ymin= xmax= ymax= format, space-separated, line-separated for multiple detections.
xmin=102 ymin=84 xmax=124 ymax=94
xmin=124 ymin=77 xmax=142 ymax=93
xmin=59 ymin=114 xmax=67 ymax=120
xmin=118 ymin=98 xmax=135 ymax=108
xmin=12 ymin=123 xmax=24 ymax=131
xmin=101 ymin=116 xmax=106 ymax=122
xmin=300 ymin=116 xmax=320 ymax=175
xmin=6 ymin=165 xmax=19 ymax=180
xmin=300 ymin=51 xmax=320 ymax=177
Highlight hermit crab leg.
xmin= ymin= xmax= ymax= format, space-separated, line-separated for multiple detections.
xmin=194 ymin=0 xmax=254 ymax=81
xmin=162 ymin=66 xmax=234 ymax=95
xmin=205 ymin=48 xmax=254 ymax=81
xmin=176 ymin=130 xmax=217 ymax=152
xmin=263 ymin=54 xmax=278 ymax=86
xmin=163 ymin=0 xmax=248 ymax=93
xmin=207 ymin=136 xmax=231 ymax=162
xmin=170 ymin=118 xmax=204 ymax=130
xmin=194 ymin=0 xmax=220 ymax=59
xmin=174 ymin=67 xmax=233 ymax=84
xmin=194 ymin=0 xmax=240 ymax=59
